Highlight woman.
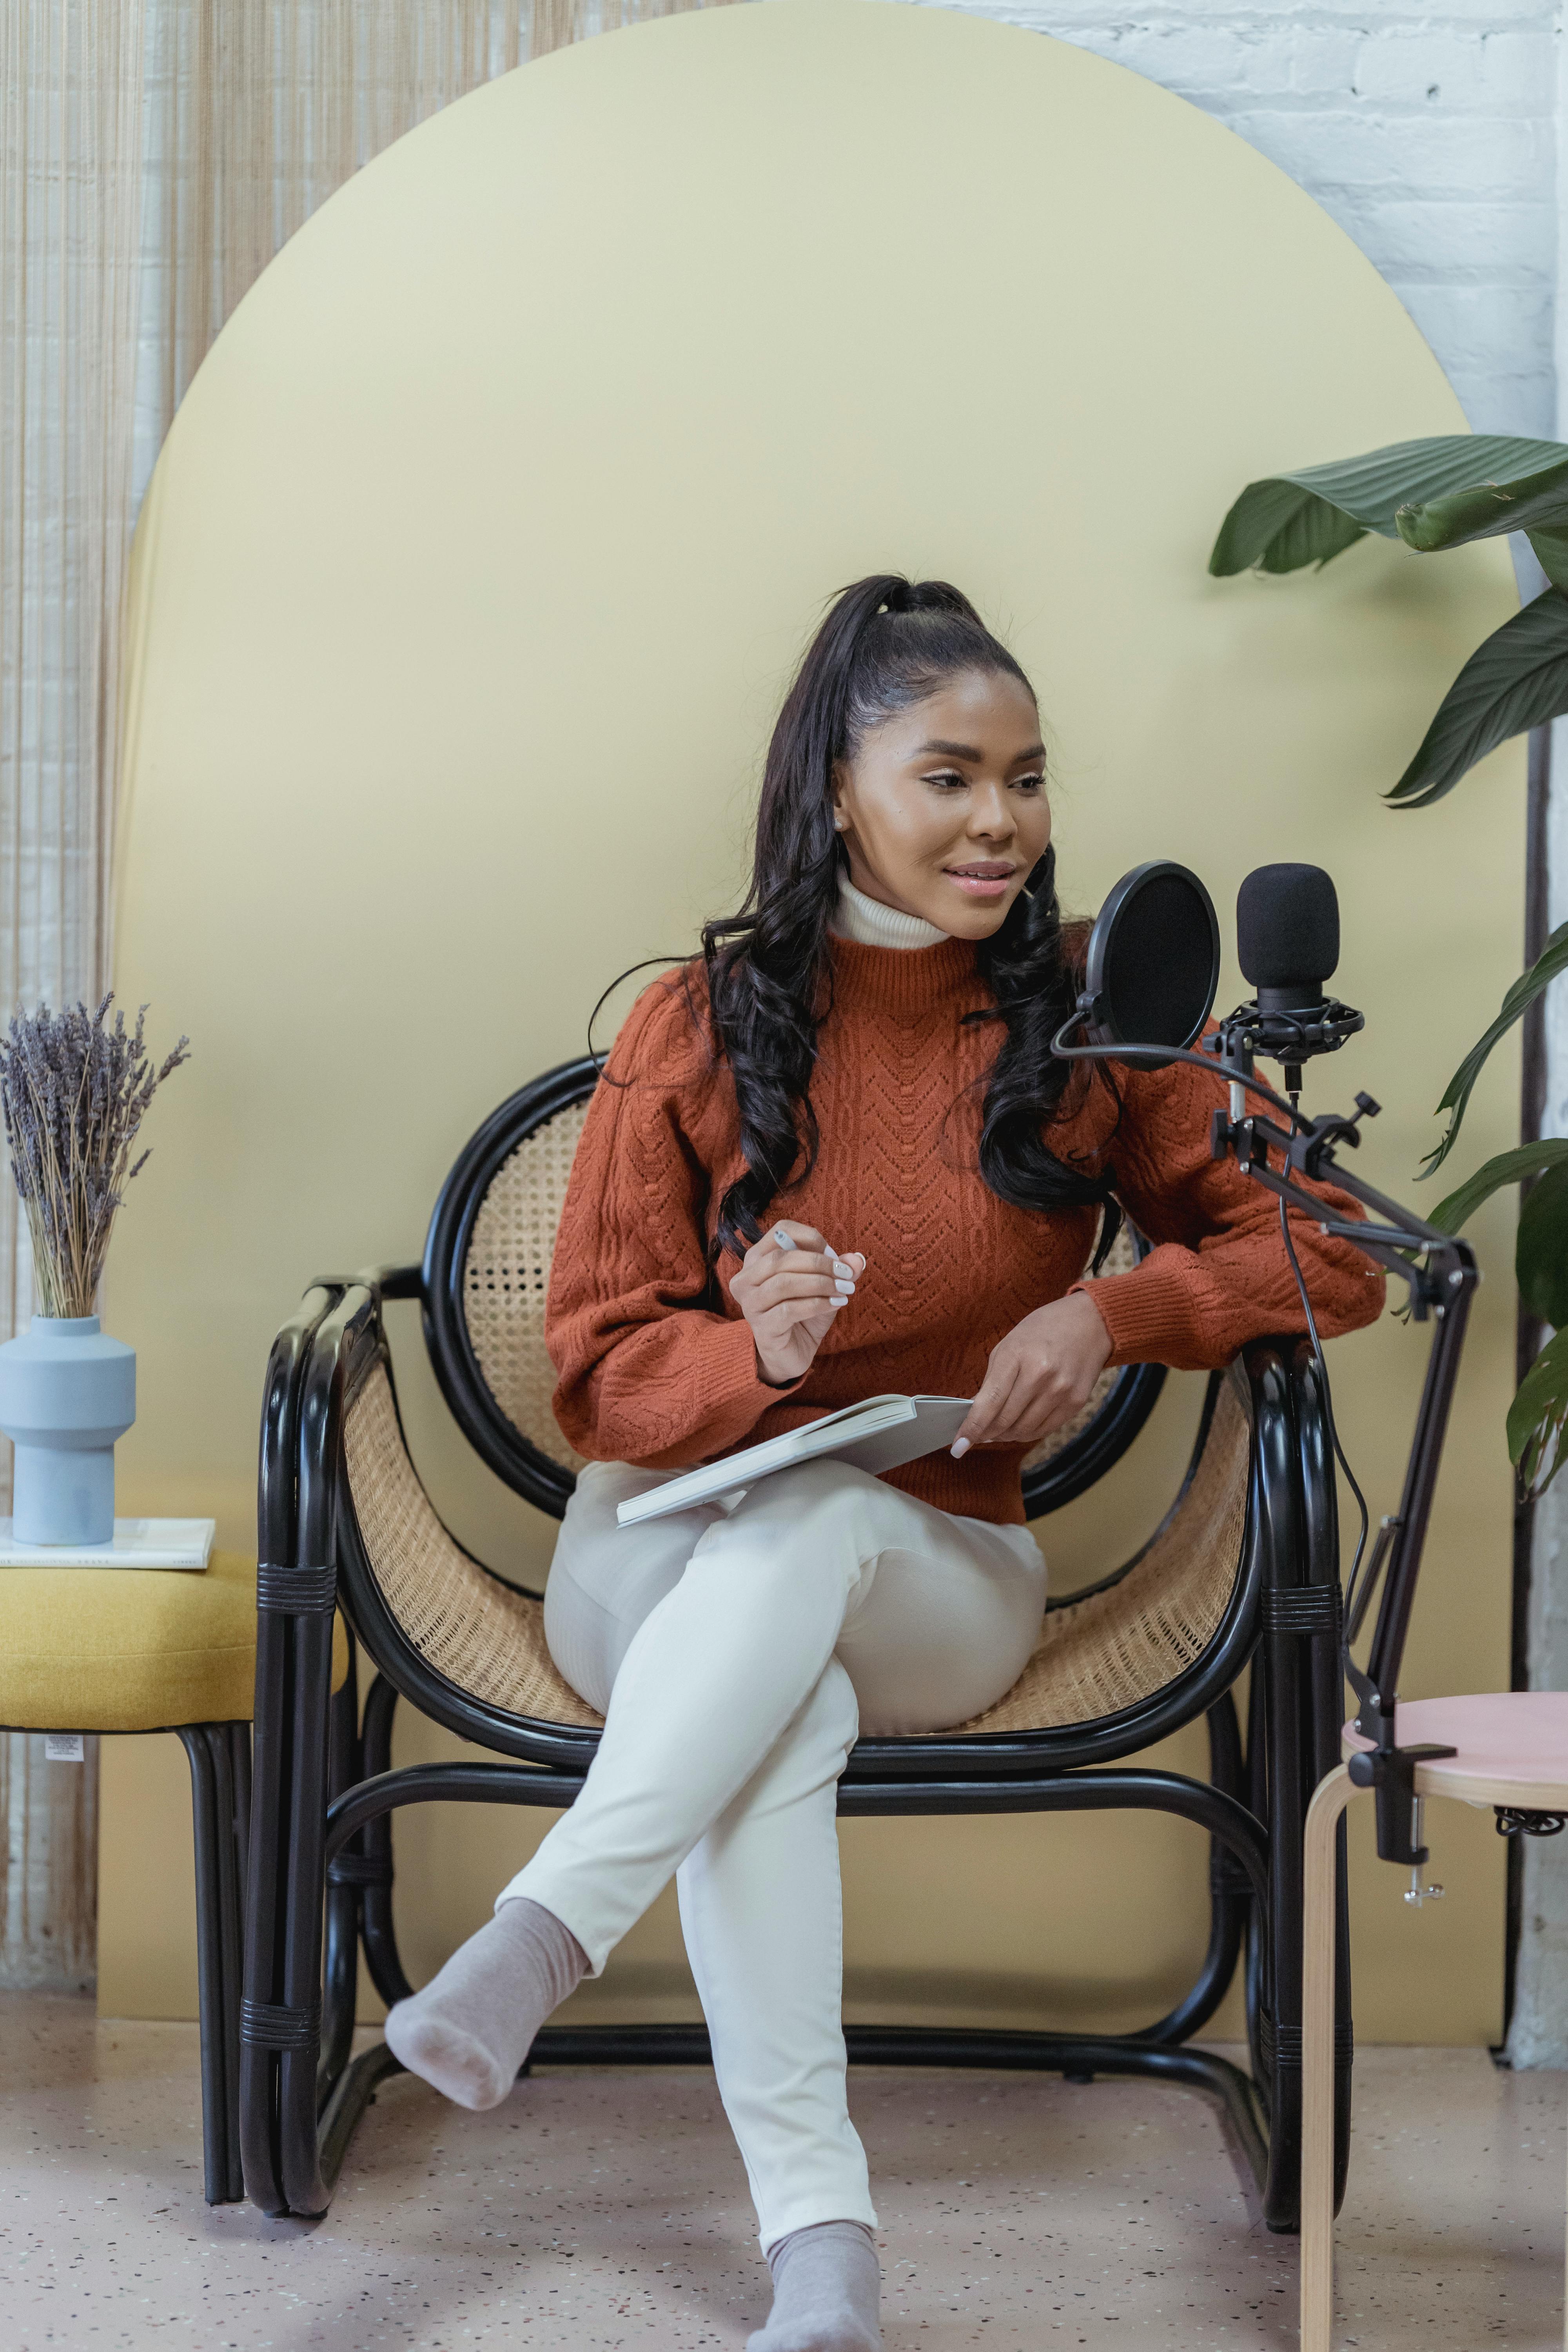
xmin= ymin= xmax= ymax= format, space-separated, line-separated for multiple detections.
xmin=387 ymin=576 xmax=1382 ymax=2350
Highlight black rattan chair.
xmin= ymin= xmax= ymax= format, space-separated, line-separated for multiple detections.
xmin=240 ymin=1056 xmax=1351 ymax=2230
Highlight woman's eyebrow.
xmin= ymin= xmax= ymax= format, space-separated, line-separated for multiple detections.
xmin=913 ymin=737 xmax=1049 ymax=763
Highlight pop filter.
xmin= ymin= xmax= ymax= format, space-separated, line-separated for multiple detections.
xmin=1079 ymin=860 xmax=1221 ymax=1063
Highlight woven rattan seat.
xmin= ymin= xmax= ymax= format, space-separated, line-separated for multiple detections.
xmin=343 ymin=1359 xmax=1249 ymax=1737
xmin=346 ymin=1365 xmax=599 ymax=1728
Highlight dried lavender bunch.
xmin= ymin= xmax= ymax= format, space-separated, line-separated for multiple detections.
xmin=0 ymin=997 xmax=190 ymax=1319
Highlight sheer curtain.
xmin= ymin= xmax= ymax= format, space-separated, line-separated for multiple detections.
xmin=0 ymin=0 xmax=148 ymax=1991
xmin=1 ymin=0 xmax=725 ymax=1990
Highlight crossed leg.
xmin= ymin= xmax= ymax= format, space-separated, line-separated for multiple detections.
xmin=387 ymin=1457 xmax=1044 ymax=2339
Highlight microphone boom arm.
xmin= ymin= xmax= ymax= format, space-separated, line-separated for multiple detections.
xmin=1051 ymin=1009 xmax=1480 ymax=1867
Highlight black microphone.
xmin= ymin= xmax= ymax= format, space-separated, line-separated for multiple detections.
xmin=1225 ymin=863 xmax=1362 ymax=1091
xmin=1238 ymin=864 xmax=1339 ymax=1013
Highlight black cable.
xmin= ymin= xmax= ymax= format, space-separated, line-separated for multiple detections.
xmin=1276 ymin=1178 xmax=1371 ymax=1618
xmin=1051 ymin=1022 xmax=1312 ymax=1133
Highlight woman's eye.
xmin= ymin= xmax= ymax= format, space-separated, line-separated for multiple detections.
xmin=1014 ymin=772 xmax=1045 ymax=793
xmin=922 ymin=771 xmax=966 ymax=791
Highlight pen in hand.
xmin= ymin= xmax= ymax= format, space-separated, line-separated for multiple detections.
xmin=730 ymin=1220 xmax=865 ymax=1388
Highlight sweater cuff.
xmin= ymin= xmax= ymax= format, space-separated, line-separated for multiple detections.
xmin=690 ymin=1315 xmax=809 ymax=1455
xmin=1071 ymin=1263 xmax=1196 ymax=1370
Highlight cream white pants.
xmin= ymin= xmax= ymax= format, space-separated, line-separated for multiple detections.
xmin=497 ymin=1456 xmax=1045 ymax=2249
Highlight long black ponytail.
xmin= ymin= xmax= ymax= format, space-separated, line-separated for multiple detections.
xmin=688 ymin=573 xmax=1118 ymax=1271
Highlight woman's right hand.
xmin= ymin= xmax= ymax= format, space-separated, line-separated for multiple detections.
xmin=730 ymin=1221 xmax=866 ymax=1387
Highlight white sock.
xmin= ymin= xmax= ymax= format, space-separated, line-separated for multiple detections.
xmin=384 ymin=1896 xmax=587 ymax=2110
xmin=748 ymin=2220 xmax=881 ymax=2352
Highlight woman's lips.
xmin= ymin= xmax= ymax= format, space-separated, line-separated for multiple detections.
xmin=944 ymin=867 xmax=1014 ymax=900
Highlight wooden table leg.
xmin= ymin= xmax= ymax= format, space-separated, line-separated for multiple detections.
xmin=1302 ymin=1764 xmax=1356 ymax=2352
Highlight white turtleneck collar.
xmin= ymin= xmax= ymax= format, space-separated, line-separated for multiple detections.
xmin=829 ymin=875 xmax=949 ymax=951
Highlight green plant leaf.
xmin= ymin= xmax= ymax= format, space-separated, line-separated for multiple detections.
xmin=1509 ymin=1326 xmax=1568 ymax=1495
xmin=1209 ymin=482 xmax=1367 ymax=575
xmin=1517 ymin=1161 xmax=1568 ymax=1328
xmin=1388 ymin=589 xmax=1568 ymax=809
xmin=1430 ymin=1139 xmax=1568 ymax=1233
xmin=1422 ymin=919 xmax=1568 ymax=1176
xmin=1528 ymin=529 xmax=1568 ymax=593
xmin=1396 ymin=453 xmax=1568 ymax=555
xmin=1210 ymin=435 xmax=1568 ymax=577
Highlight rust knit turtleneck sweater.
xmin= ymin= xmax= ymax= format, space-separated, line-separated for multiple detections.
xmin=546 ymin=936 xmax=1384 ymax=1525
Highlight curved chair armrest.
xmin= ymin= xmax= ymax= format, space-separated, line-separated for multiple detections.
xmin=359 ymin=1263 xmax=422 ymax=1301
xmin=305 ymin=1263 xmax=422 ymax=1303
xmin=313 ymin=1290 xmax=606 ymax=1772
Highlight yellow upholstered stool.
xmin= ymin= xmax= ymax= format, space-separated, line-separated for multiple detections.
xmin=0 ymin=1551 xmax=348 ymax=2202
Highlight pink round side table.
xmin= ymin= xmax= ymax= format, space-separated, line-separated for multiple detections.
xmin=1301 ymin=1691 xmax=1568 ymax=2350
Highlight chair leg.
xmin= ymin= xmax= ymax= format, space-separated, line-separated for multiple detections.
xmin=239 ymin=1588 xmax=292 ymax=2216
xmin=276 ymin=1590 xmax=339 ymax=2218
xmin=358 ymin=1672 xmax=413 ymax=2011
xmin=1244 ymin=1661 xmax=1270 ymax=2111
xmin=1142 ymin=1693 xmax=1250 ymax=2045
xmin=243 ymin=1280 xmax=340 ymax=2217
xmin=1301 ymin=1765 xmax=1355 ymax=2352
xmin=1262 ymin=1615 xmax=1308 ymax=2230
xmin=319 ymin=1650 xmax=362 ymax=2104
xmin=205 ymin=1723 xmax=249 ymax=2203
xmin=177 ymin=1726 xmax=233 ymax=2205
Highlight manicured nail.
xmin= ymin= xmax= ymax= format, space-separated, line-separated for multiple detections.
xmin=832 ymin=1259 xmax=853 ymax=1278
xmin=835 ymin=1279 xmax=855 ymax=1295
xmin=950 ymin=1437 xmax=971 ymax=1459
xmin=775 ymin=1231 xmax=797 ymax=1252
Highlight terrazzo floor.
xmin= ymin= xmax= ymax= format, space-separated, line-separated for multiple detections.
xmin=1 ymin=1994 xmax=1563 ymax=2350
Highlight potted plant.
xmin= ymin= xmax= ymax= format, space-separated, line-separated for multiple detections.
xmin=1212 ymin=434 xmax=1568 ymax=1490
xmin=0 ymin=998 xmax=189 ymax=1544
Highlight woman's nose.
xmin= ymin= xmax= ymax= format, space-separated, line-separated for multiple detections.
xmin=968 ymin=786 xmax=1016 ymax=838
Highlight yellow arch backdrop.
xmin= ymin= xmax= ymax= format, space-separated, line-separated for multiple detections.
xmin=105 ymin=0 xmax=1523 ymax=2046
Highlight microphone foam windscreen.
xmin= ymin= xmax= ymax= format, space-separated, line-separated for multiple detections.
xmin=1236 ymin=864 xmax=1339 ymax=989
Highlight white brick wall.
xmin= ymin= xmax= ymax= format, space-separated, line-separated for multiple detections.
xmin=900 ymin=1 xmax=1560 ymax=438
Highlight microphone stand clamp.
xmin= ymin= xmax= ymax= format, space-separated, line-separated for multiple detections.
xmin=1348 ymin=1740 xmax=1457 ymax=1875
xmin=1207 ymin=997 xmax=1365 ymax=1100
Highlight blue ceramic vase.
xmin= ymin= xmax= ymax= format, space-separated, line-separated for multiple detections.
xmin=0 ymin=1316 xmax=136 ymax=1545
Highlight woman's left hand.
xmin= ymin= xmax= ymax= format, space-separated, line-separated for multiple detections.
xmin=951 ymin=1292 xmax=1114 ymax=1455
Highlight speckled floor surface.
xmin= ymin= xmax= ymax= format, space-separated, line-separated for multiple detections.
xmin=0 ymin=1996 xmax=1562 ymax=2350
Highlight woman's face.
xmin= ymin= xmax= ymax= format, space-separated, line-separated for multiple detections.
xmin=831 ymin=668 xmax=1050 ymax=940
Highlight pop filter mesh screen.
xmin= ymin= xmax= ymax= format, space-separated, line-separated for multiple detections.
xmin=1105 ymin=869 xmax=1216 ymax=1049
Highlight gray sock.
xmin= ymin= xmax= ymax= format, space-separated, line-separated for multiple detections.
xmin=747 ymin=2221 xmax=881 ymax=2352
xmin=384 ymin=1896 xmax=588 ymax=2111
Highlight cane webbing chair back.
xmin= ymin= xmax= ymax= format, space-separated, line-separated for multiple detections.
xmin=461 ymin=1092 xmax=592 ymax=1479
xmin=424 ymin=1057 xmax=1166 ymax=1521
xmin=340 ymin=1345 xmax=1250 ymax=1746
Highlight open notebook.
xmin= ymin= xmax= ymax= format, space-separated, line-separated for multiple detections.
xmin=615 ymin=1394 xmax=972 ymax=1527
